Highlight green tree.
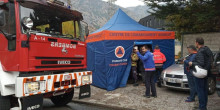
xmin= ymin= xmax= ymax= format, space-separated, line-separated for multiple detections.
xmin=144 ymin=0 xmax=220 ymax=40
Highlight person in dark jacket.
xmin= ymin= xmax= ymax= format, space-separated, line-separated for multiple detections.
xmin=184 ymin=45 xmax=197 ymax=102
xmin=138 ymin=49 xmax=146 ymax=86
xmin=189 ymin=37 xmax=213 ymax=110
xmin=136 ymin=45 xmax=156 ymax=98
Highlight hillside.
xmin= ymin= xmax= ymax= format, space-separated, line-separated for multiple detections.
xmin=61 ymin=0 xmax=149 ymax=32
xmin=126 ymin=5 xmax=150 ymax=21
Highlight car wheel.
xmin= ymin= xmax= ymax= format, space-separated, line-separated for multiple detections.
xmin=208 ymin=77 xmax=216 ymax=95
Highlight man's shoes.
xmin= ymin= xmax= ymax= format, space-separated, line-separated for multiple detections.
xmin=143 ymin=95 xmax=150 ymax=98
xmin=133 ymin=83 xmax=139 ymax=86
xmin=194 ymin=108 xmax=207 ymax=110
xmin=152 ymin=95 xmax=157 ymax=98
xmin=187 ymin=97 xmax=190 ymax=99
xmin=157 ymin=82 xmax=162 ymax=87
xmin=193 ymin=106 xmax=199 ymax=109
xmin=150 ymin=94 xmax=157 ymax=98
xmin=185 ymin=99 xmax=195 ymax=102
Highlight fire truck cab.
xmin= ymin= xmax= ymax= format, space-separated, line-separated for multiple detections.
xmin=0 ymin=0 xmax=92 ymax=109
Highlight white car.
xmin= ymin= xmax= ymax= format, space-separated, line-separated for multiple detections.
xmin=161 ymin=58 xmax=217 ymax=95
xmin=161 ymin=63 xmax=189 ymax=90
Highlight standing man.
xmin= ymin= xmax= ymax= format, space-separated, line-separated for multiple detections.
xmin=184 ymin=45 xmax=197 ymax=102
xmin=153 ymin=45 xmax=166 ymax=87
xmin=136 ymin=45 xmax=156 ymax=98
xmin=189 ymin=37 xmax=213 ymax=110
xmin=131 ymin=46 xmax=139 ymax=86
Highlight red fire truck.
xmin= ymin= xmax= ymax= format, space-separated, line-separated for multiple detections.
xmin=0 ymin=0 xmax=92 ymax=109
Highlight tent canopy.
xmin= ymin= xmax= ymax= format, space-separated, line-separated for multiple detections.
xmin=92 ymin=9 xmax=163 ymax=33
xmin=87 ymin=9 xmax=175 ymax=91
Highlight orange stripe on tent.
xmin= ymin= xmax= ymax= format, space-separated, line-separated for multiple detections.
xmin=86 ymin=31 xmax=104 ymax=43
xmin=86 ymin=30 xmax=175 ymax=43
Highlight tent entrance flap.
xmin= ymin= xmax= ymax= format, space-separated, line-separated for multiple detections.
xmin=134 ymin=41 xmax=153 ymax=52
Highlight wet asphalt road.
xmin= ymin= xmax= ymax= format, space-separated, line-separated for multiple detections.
xmin=43 ymin=99 xmax=120 ymax=110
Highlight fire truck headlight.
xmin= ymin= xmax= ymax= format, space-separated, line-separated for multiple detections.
xmin=82 ymin=75 xmax=90 ymax=84
xmin=25 ymin=81 xmax=46 ymax=94
xmin=26 ymin=82 xmax=39 ymax=93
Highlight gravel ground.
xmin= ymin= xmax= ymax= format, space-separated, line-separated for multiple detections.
xmin=73 ymin=84 xmax=220 ymax=110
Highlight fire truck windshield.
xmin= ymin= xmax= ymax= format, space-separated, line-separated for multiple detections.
xmin=19 ymin=3 xmax=84 ymax=41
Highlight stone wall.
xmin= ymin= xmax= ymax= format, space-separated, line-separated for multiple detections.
xmin=182 ymin=32 xmax=220 ymax=57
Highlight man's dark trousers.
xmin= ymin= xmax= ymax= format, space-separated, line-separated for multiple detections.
xmin=154 ymin=68 xmax=163 ymax=83
xmin=145 ymin=71 xmax=156 ymax=96
xmin=194 ymin=77 xmax=208 ymax=110
xmin=186 ymin=73 xmax=196 ymax=100
xmin=131 ymin=66 xmax=138 ymax=82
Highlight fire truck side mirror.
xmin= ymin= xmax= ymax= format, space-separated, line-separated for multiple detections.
xmin=0 ymin=10 xmax=5 ymax=26
xmin=21 ymin=17 xmax=33 ymax=29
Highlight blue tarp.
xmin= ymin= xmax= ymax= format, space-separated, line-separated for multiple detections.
xmin=87 ymin=9 xmax=175 ymax=91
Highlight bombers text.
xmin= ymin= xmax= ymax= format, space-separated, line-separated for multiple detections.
xmin=51 ymin=42 xmax=76 ymax=49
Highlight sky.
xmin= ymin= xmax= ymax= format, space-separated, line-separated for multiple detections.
xmin=102 ymin=0 xmax=145 ymax=8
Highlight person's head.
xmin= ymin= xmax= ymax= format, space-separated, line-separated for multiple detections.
xmin=133 ymin=46 xmax=138 ymax=52
xmin=195 ymin=37 xmax=204 ymax=48
xmin=141 ymin=45 xmax=149 ymax=53
xmin=187 ymin=45 xmax=197 ymax=54
xmin=155 ymin=45 xmax=159 ymax=49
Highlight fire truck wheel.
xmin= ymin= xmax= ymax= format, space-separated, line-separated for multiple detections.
xmin=0 ymin=93 xmax=11 ymax=110
xmin=50 ymin=89 xmax=74 ymax=106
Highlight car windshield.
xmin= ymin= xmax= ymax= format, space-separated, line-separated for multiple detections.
xmin=19 ymin=2 xmax=84 ymax=41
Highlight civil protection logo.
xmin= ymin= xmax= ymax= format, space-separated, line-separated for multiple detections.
xmin=115 ymin=46 xmax=125 ymax=58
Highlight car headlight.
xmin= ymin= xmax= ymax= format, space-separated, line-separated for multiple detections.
xmin=183 ymin=75 xmax=187 ymax=79
xmin=161 ymin=71 xmax=166 ymax=78
xmin=82 ymin=75 xmax=91 ymax=84
xmin=25 ymin=81 xmax=46 ymax=94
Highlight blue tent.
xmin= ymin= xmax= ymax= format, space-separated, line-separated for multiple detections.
xmin=86 ymin=9 xmax=175 ymax=91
